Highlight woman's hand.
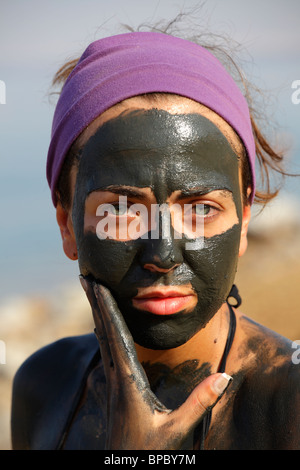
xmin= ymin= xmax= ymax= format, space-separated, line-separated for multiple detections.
xmin=80 ymin=276 xmax=231 ymax=450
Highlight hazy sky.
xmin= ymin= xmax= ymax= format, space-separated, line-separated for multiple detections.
xmin=1 ymin=0 xmax=299 ymax=300
xmin=1 ymin=0 xmax=299 ymax=112
xmin=1 ymin=0 xmax=300 ymax=63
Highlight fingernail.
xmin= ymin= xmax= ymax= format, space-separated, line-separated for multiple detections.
xmin=79 ymin=275 xmax=88 ymax=292
xmin=212 ymin=373 xmax=232 ymax=396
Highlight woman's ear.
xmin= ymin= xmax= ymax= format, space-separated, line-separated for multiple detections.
xmin=239 ymin=202 xmax=251 ymax=257
xmin=56 ymin=202 xmax=78 ymax=260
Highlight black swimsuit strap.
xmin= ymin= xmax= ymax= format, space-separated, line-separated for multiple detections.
xmin=193 ymin=303 xmax=236 ymax=450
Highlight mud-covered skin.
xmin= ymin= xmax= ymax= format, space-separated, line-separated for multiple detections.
xmin=60 ymin=311 xmax=300 ymax=450
xmin=11 ymin=104 xmax=300 ymax=449
xmin=73 ymin=110 xmax=242 ymax=350
xmin=12 ymin=307 xmax=300 ymax=450
xmin=60 ymin=281 xmax=226 ymax=450
xmin=206 ymin=315 xmax=300 ymax=450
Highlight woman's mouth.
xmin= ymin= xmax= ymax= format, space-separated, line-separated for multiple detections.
xmin=132 ymin=287 xmax=197 ymax=315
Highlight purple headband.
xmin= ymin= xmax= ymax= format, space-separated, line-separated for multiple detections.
xmin=47 ymin=31 xmax=256 ymax=206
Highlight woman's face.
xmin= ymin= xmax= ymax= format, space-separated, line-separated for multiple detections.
xmin=63 ymin=97 xmax=250 ymax=349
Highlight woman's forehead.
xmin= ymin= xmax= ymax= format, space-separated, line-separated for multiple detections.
xmin=75 ymin=109 xmax=242 ymax=207
xmin=76 ymin=95 xmax=244 ymax=158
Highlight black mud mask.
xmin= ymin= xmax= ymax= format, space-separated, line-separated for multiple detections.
xmin=72 ymin=110 xmax=243 ymax=349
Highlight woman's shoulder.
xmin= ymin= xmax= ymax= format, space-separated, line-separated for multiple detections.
xmin=231 ymin=311 xmax=300 ymax=402
xmin=11 ymin=333 xmax=99 ymax=449
xmin=232 ymin=312 xmax=300 ymax=447
xmin=13 ymin=333 xmax=99 ymax=390
xmin=236 ymin=312 xmax=298 ymax=368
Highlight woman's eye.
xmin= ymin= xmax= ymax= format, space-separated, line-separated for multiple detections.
xmin=194 ymin=204 xmax=210 ymax=216
xmin=110 ymin=203 xmax=128 ymax=216
xmin=193 ymin=204 xmax=215 ymax=217
xmin=109 ymin=203 xmax=139 ymax=217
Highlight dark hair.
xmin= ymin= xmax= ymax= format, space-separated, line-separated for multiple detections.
xmin=50 ymin=18 xmax=291 ymax=210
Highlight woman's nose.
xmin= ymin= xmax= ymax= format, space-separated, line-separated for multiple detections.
xmin=140 ymin=236 xmax=183 ymax=273
xmin=138 ymin=203 xmax=184 ymax=273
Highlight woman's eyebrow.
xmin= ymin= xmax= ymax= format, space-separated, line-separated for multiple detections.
xmin=96 ymin=185 xmax=149 ymax=200
xmin=176 ymin=188 xmax=232 ymax=200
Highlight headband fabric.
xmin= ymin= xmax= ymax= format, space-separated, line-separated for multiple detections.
xmin=47 ymin=31 xmax=256 ymax=206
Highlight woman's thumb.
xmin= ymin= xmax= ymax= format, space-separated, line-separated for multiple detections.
xmin=171 ymin=373 xmax=232 ymax=432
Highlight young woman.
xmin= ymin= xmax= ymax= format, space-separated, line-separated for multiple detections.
xmin=11 ymin=31 xmax=300 ymax=450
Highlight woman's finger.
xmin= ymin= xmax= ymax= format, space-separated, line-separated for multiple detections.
xmin=93 ymin=285 xmax=144 ymax=366
xmin=170 ymin=372 xmax=232 ymax=435
xmin=93 ymin=283 xmax=153 ymax=392
xmin=80 ymin=276 xmax=150 ymax=392
xmin=79 ymin=275 xmax=114 ymax=380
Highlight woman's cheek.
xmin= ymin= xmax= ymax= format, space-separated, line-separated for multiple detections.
xmin=186 ymin=223 xmax=241 ymax=304
xmin=77 ymin=232 xmax=138 ymax=288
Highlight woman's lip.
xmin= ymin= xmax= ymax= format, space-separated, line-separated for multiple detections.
xmin=132 ymin=289 xmax=197 ymax=315
xmin=135 ymin=291 xmax=189 ymax=299
xmin=134 ymin=287 xmax=195 ymax=299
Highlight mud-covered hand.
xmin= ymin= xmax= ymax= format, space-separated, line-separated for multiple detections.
xmin=80 ymin=276 xmax=231 ymax=450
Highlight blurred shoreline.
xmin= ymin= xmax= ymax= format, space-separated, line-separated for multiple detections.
xmin=1 ymin=192 xmax=300 ymax=450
